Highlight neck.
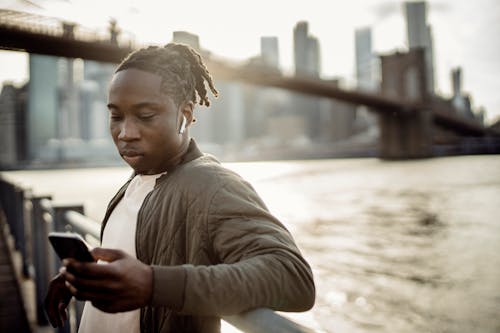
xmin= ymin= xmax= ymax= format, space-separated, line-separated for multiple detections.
xmin=167 ymin=137 xmax=190 ymax=170
xmin=159 ymin=136 xmax=192 ymax=173
xmin=136 ymin=137 xmax=191 ymax=175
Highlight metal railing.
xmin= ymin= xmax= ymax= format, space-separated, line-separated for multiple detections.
xmin=0 ymin=177 xmax=317 ymax=333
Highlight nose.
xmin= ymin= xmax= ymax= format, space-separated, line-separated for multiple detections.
xmin=117 ymin=118 xmax=140 ymax=141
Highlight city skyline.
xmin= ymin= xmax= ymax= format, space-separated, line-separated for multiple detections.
xmin=0 ymin=0 xmax=499 ymax=122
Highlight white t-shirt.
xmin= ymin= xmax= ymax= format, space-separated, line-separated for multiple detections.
xmin=78 ymin=173 xmax=164 ymax=333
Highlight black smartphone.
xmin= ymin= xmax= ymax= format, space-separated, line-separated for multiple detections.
xmin=48 ymin=232 xmax=95 ymax=262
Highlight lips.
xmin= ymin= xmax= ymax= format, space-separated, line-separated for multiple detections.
xmin=120 ymin=149 xmax=144 ymax=165
xmin=120 ymin=149 xmax=141 ymax=157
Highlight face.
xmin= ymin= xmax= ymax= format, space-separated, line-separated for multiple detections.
xmin=107 ymin=68 xmax=193 ymax=175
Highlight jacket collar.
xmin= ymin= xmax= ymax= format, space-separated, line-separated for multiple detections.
xmin=155 ymin=138 xmax=203 ymax=183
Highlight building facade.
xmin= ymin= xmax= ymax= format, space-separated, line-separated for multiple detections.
xmin=405 ymin=1 xmax=435 ymax=94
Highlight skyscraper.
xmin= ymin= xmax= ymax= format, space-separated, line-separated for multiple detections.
xmin=353 ymin=27 xmax=378 ymax=139
xmin=450 ymin=67 xmax=474 ymax=118
xmin=405 ymin=1 xmax=435 ymax=94
xmin=293 ymin=21 xmax=322 ymax=140
xmin=28 ymin=54 xmax=58 ymax=161
xmin=57 ymin=58 xmax=81 ymax=141
xmin=355 ymin=27 xmax=374 ymax=91
xmin=260 ymin=36 xmax=279 ymax=68
xmin=0 ymin=84 xmax=20 ymax=166
xmin=293 ymin=21 xmax=320 ymax=77
xmin=82 ymin=60 xmax=115 ymax=141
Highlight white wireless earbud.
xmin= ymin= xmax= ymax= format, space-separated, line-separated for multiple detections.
xmin=179 ymin=115 xmax=187 ymax=134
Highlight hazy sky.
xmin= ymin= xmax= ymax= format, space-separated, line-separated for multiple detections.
xmin=1 ymin=0 xmax=499 ymax=122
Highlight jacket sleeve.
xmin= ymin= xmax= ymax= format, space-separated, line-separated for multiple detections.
xmin=177 ymin=178 xmax=315 ymax=316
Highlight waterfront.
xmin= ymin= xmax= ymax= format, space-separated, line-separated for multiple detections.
xmin=3 ymin=154 xmax=500 ymax=333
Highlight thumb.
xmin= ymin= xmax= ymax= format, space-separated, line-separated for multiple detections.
xmin=91 ymin=247 xmax=126 ymax=262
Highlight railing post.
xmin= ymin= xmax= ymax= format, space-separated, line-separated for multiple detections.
xmin=13 ymin=185 xmax=30 ymax=277
xmin=31 ymin=195 xmax=53 ymax=325
xmin=2 ymin=181 xmax=17 ymax=250
xmin=38 ymin=201 xmax=69 ymax=333
xmin=0 ymin=179 xmax=7 ymax=220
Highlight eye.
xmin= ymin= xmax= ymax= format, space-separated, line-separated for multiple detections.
xmin=138 ymin=113 xmax=155 ymax=121
xmin=109 ymin=112 xmax=123 ymax=121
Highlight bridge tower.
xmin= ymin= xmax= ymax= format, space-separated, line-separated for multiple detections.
xmin=379 ymin=48 xmax=432 ymax=159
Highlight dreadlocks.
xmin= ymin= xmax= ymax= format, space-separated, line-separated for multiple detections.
xmin=115 ymin=43 xmax=218 ymax=107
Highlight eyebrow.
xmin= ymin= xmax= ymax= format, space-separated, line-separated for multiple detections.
xmin=107 ymin=102 xmax=162 ymax=110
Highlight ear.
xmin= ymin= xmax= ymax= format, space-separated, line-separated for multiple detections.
xmin=180 ymin=101 xmax=194 ymax=128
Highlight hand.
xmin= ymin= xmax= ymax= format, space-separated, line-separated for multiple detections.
xmin=60 ymin=248 xmax=153 ymax=313
xmin=44 ymin=273 xmax=72 ymax=327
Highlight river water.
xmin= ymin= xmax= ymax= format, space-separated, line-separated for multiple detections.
xmin=4 ymin=155 xmax=500 ymax=333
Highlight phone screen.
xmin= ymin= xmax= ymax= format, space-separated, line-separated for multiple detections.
xmin=48 ymin=232 xmax=95 ymax=262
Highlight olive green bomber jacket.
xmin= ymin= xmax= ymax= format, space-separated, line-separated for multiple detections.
xmin=100 ymin=139 xmax=315 ymax=333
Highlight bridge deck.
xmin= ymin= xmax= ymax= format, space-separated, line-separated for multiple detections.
xmin=0 ymin=212 xmax=31 ymax=333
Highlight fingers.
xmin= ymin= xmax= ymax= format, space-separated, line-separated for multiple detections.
xmin=46 ymin=297 xmax=68 ymax=327
xmin=44 ymin=273 xmax=71 ymax=328
xmin=61 ymin=249 xmax=131 ymax=284
xmin=60 ymin=265 xmax=119 ymax=299
xmin=45 ymin=300 xmax=58 ymax=327
xmin=64 ymin=274 xmax=116 ymax=295
xmin=91 ymin=247 xmax=126 ymax=262
xmin=58 ymin=301 xmax=68 ymax=323
xmin=58 ymin=252 xmax=151 ymax=312
xmin=46 ymin=304 xmax=63 ymax=328
xmin=65 ymin=280 xmax=117 ymax=302
xmin=62 ymin=258 xmax=118 ymax=279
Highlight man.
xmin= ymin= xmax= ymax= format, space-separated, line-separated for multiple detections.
xmin=45 ymin=43 xmax=315 ymax=333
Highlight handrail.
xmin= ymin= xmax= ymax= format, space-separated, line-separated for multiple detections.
xmin=63 ymin=211 xmax=101 ymax=246
xmin=224 ymin=308 xmax=317 ymax=333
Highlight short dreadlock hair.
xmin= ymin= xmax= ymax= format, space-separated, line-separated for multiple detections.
xmin=115 ymin=43 xmax=218 ymax=107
